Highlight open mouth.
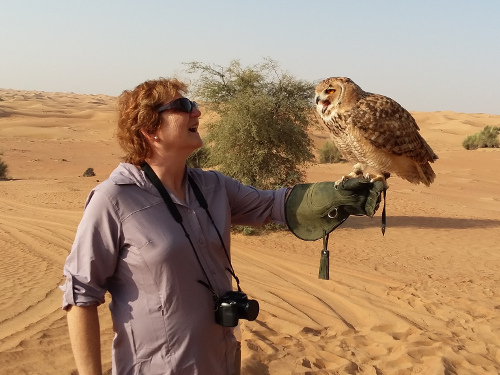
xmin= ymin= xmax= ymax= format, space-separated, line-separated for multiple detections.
xmin=321 ymin=101 xmax=331 ymax=114
xmin=188 ymin=127 xmax=198 ymax=133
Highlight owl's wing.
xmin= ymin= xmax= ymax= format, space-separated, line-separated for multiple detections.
xmin=350 ymin=94 xmax=437 ymax=164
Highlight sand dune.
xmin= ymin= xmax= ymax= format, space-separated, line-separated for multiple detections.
xmin=0 ymin=88 xmax=499 ymax=374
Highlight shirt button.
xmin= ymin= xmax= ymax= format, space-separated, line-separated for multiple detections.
xmin=188 ymin=209 xmax=194 ymax=214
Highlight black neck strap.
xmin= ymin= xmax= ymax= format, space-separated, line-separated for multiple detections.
xmin=141 ymin=162 xmax=242 ymax=300
xmin=187 ymin=174 xmax=240 ymax=289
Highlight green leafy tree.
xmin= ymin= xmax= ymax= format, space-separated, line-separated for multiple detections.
xmin=185 ymin=59 xmax=315 ymax=189
xmin=318 ymin=141 xmax=343 ymax=163
xmin=187 ymin=144 xmax=211 ymax=168
xmin=462 ymin=126 xmax=500 ymax=150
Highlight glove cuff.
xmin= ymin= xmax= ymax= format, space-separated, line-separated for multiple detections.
xmin=285 ymin=182 xmax=350 ymax=241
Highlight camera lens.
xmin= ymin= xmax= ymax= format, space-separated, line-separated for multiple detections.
xmin=238 ymin=299 xmax=259 ymax=321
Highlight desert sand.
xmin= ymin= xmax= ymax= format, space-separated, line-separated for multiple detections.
xmin=0 ymin=88 xmax=499 ymax=375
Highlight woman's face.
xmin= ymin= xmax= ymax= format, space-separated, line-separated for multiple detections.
xmin=153 ymin=94 xmax=203 ymax=158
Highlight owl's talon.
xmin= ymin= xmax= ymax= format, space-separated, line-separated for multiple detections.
xmin=334 ymin=175 xmax=349 ymax=189
xmin=363 ymin=173 xmax=372 ymax=182
xmin=369 ymin=176 xmax=389 ymax=190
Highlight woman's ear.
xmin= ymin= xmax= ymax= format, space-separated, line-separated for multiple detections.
xmin=141 ymin=129 xmax=157 ymax=143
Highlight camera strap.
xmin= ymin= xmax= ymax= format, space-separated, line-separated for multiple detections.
xmin=187 ymin=173 xmax=241 ymax=291
xmin=141 ymin=162 xmax=242 ymax=304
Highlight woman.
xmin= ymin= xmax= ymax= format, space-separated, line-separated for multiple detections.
xmin=62 ymin=78 xmax=291 ymax=375
xmin=62 ymin=78 xmax=383 ymax=375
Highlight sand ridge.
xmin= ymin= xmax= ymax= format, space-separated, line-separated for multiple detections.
xmin=0 ymin=89 xmax=499 ymax=374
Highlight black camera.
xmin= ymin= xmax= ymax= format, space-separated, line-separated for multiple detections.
xmin=214 ymin=291 xmax=259 ymax=327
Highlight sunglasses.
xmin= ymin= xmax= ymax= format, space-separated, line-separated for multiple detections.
xmin=157 ymin=98 xmax=198 ymax=113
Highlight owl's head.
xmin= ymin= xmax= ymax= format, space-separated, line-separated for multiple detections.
xmin=315 ymin=77 xmax=365 ymax=119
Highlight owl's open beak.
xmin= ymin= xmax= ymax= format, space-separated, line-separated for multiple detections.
xmin=320 ymin=100 xmax=331 ymax=114
xmin=315 ymin=96 xmax=331 ymax=114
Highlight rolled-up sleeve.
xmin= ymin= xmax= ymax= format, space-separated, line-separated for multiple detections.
xmin=61 ymin=189 xmax=121 ymax=310
xmin=218 ymin=172 xmax=289 ymax=226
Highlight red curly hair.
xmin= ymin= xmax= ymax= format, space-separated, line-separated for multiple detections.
xmin=116 ymin=78 xmax=188 ymax=166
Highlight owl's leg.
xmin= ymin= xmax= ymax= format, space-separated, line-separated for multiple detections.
xmin=364 ymin=172 xmax=390 ymax=189
xmin=335 ymin=163 xmax=366 ymax=187
xmin=349 ymin=163 xmax=365 ymax=178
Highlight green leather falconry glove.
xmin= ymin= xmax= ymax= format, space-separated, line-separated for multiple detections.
xmin=285 ymin=178 xmax=385 ymax=241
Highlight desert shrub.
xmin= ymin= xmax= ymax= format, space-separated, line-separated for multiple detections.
xmin=83 ymin=167 xmax=96 ymax=177
xmin=318 ymin=141 xmax=343 ymax=163
xmin=187 ymin=144 xmax=211 ymax=168
xmin=0 ymin=157 xmax=8 ymax=179
xmin=231 ymin=225 xmax=258 ymax=235
xmin=185 ymin=58 xmax=315 ymax=190
xmin=462 ymin=126 xmax=500 ymax=150
xmin=232 ymin=222 xmax=287 ymax=236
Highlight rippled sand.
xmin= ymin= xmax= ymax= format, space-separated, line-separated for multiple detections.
xmin=0 ymin=89 xmax=499 ymax=374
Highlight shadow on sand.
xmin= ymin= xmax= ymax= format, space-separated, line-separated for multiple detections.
xmin=345 ymin=215 xmax=500 ymax=230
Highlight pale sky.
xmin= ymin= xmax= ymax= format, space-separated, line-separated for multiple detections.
xmin=1 ymin=1 xmax=499 ymax=114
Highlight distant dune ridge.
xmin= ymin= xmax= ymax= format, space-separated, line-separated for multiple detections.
xmin=0 ymin=88 xmax=499 ymax=374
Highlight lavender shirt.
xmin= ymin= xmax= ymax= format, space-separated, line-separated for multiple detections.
xmin=61 ymin=163 xmax=288 ymax=375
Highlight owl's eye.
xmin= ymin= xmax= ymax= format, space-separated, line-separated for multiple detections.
xmin=325 ymin=89 xmax=336 ymax=94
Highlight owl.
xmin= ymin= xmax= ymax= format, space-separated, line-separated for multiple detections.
xmin=315 ymin=77 xmax=438 ymax=187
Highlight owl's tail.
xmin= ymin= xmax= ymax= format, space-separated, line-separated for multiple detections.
xmin=415 ymin=163 xmax=436 ymax=186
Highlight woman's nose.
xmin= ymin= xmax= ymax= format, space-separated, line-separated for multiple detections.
xmin=190 ymin=107 xmax=201 ymax=118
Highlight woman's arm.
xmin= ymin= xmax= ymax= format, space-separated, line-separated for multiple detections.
xmin=66 ymin=305 xmax=103 ymax=375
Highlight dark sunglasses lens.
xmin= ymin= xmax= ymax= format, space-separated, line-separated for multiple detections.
xmin=179 ymin=99 xmax=198 ymax=113
xmin=179 ymin=98 xmax=192 ymax=112
xmin=158 ymin=98 xmax=197 ymax=113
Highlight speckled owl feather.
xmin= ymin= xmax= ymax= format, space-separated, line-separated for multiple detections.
xmin=315 ymin=77 xmax=438 ymax=186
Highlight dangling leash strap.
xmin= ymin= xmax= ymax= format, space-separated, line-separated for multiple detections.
xmin=381 ymin=188 xmax=387 ymax=235
xmin=318 ymin=230 xmax=330 ymax=280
